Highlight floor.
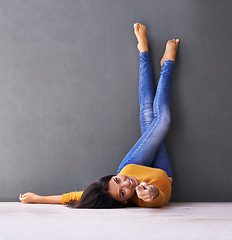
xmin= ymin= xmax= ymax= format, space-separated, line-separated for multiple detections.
xmin=0 ymin=202 xmax=231 ymax=240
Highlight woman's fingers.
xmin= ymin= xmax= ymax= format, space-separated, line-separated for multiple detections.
xmin=136 ymin=183 xmax=159 ymax=201
xmin=136 ymin=182 xmax=148 ymax=192
xmin=138 ymin=189 xmax=150 ymax=196
xmin=140 ymin=191 xmax=154 ymax=201
xmin=136 ymin=183 xmax=158 ymax=201
xmin=20 ymin=192 xmax=31 ymax=198
xmin=19 ymin=194 xmax=25 ymax=203
xmin=136 ymin=183 xmax=151 ymax=195
xmin=139 ymin=182 xmax=149 ymax=189
xmin=19 ymin=193 xmax=28 ymax=203
xmin=141 ymin=191 xmax=153 ymax=199
xmin=136 ymin=182 xmax=152 ymax=200
xmin=19 ymin=193 xmax=26 ymax=198
xmin=135 ymin=185 xmax=142 ymax=191
xmin=142 ymin=195 xmax=153 ymax=201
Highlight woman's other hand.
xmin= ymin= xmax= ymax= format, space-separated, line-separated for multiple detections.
xmin=135 ymin=182 xmax=159 ymax=202
xmin=19 ymin=192 xmax=39 ymax=204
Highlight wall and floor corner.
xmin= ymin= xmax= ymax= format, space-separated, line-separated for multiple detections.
xmin=0 ymin=0 xmax=232 ymax=203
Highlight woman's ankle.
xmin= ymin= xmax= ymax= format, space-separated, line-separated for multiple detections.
xmin=139 ymin=45 xmax=149 ymax=53
xmin=160 ymin=39 xmax=179 ymax=67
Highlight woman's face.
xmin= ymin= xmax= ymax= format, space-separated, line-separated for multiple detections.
xmin=108 ymin=175 xmax=139 ymax=203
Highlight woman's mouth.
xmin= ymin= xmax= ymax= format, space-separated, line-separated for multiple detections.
xmin=129 ymin=178 xmax=135 ymax=188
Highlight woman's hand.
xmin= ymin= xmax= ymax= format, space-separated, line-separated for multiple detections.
xmin=135 ymin=182 xmax=159 ymax=202
xmin=19 ymin=192 xmax=39 ymax=204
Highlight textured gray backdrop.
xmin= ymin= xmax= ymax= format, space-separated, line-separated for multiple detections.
xmin=0 ymin=0 xmax=231 ymax=202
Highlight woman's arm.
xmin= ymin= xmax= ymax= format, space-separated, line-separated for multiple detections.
xmin=19 ymin=192 xmax=62 ymax=204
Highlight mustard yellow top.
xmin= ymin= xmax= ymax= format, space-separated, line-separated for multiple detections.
xmin=61 ymin=164 xmax=172 ymax=208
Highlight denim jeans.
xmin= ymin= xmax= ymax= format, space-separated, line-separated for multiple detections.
xmin=117 ymin=52 xmax=174 ymax=178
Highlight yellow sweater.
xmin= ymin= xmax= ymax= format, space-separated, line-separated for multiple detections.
xmin=61 ymin=164 xmax=172 ymax=208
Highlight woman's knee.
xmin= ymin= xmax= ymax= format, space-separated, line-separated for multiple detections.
xmin=159 ymin=111 xmax=171 ymax=132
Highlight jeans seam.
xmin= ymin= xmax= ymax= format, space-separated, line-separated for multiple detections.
xmin=140 ymin=55 xmax=144 ymax=134
xmin=156 ymin=67 xmax=161 ymax=123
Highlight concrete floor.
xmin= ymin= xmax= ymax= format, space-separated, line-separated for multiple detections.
xmin=0 ymin=202 xmax=231 ymax=240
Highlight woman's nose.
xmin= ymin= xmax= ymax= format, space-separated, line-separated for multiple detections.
xmin=122 ymin=179 xmax=130 ymax=188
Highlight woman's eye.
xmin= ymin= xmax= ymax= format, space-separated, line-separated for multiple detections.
xmin=115 ymin=177 xmax=119 ymax=183
xmin=121 ymin=190 xmax=124 ymax=197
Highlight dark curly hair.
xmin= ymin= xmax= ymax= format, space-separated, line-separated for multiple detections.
xmin=65 ymin=175 xmax=123 ymax=209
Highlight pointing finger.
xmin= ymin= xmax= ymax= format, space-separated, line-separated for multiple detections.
xmin=136 ymin=185 xmax=144 ymax=191
xmin=138 ymin=189 xmax=151 ymax=197
xmin=139 ymin=182 xmax=149 ymax=189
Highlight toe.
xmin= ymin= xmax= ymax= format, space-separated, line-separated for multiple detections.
xmin=134 ymin=23 xmax=139 ymax=30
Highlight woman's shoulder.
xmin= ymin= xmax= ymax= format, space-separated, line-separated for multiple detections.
xmin=119 ymin=164 xmax=142 ymax=173
xmin=120 ymin=164 xmax=166 ymax=175
xmin=121 ymin=164 xmax=165 ymax=172
xmin=120 ymin=164 xmax=172 ymax=182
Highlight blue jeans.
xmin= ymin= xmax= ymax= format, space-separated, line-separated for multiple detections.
xmin=117 ymin=52 xmax=174 ymax=178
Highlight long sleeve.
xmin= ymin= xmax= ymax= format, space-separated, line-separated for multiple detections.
xmin=61 ymin=191 xmax=84 ymax=205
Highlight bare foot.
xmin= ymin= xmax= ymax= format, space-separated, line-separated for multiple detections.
xmin=134 ymin=23 xmax=149 ymax=53
xmin=160 ymin=39 xmax=180 ymax=67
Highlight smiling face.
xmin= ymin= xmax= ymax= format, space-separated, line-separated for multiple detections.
xmin=108 ymin=175 xmax=139 ymax=204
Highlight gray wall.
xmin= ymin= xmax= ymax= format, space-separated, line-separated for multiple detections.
xmin=0 ymin=0 xmax=231 ymax=202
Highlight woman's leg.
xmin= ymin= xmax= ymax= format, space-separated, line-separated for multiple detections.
xmin=117 ymin=59 xmax=175 ymax=174
xmin=139 ymin=51 xmax=173 ymax=178
xmin=138 ymin=51 xmax=155 ymax=134
xmin=117 ymin=23 xmax=179 ymax=176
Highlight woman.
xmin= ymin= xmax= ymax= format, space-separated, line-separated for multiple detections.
xmin=19 ymin=23 xmax=180 ymax=208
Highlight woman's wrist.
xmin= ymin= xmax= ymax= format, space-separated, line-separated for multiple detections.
xmin=36 ymin=195 xmax=41 ymax=203
xmin=151 ymin=185 xmax=159 ymax=199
